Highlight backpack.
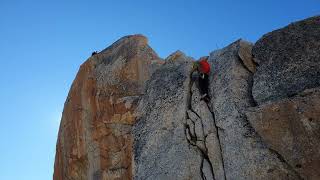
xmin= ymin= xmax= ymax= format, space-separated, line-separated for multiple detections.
xmin=199 ymin=60 xmax=210 ymax=74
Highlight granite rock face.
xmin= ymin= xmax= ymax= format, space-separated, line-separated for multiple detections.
xmin=133 ymin=52 xmax=225 ymax=180
xmin=54 ymin=16 xmax=320 ymax=180
xmin=133 ymin=53 xmax=204 ymax=180
xmin=208 ymin=40 xmax=299 ymax=180
xmin=252 ymin=16 xmax=320 ymax=104
xmin=246 ymin=88 xmax=320 ymax=180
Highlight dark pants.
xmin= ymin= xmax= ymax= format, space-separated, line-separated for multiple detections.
xmin=199 ymin=73 xmax=209 ymax=95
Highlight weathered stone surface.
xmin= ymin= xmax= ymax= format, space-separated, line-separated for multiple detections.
xmin=188 ymin=82 xmax=225 ymax=180
xmin=238 ymin=40 xmax=256 ymax=73
xmin=133 ymin=53 xmax=205 ymax=180
xmin=246 ymin=88 xmax=320 ymax=180
xmin=133 ymin=50 xmax=225 ymax=179
xmin=53 ymin=34 xmax=163 ymax=180
xmin=252 ymin=16 xmax=320 ymax=104
xmin=208 ymin=39 xmax=300 ymax=180
xmin=54 ymin=16 xmax=320 ymax=180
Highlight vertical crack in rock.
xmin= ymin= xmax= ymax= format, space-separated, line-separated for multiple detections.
xmin=236 ymin=55 xmax=303 ymax=180
xmin=236 ymin=55 xmax=257 ymax=107
xmin=200 ymin=156 xmax=206 ymax=180
xmin=184 ymin=72 xmax=222 ymax=180
xmin=206 ymin=104 xmax=226 ymax=180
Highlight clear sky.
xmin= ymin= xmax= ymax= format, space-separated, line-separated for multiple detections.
xmin=0 ymin=0 xmax=319 ymax=179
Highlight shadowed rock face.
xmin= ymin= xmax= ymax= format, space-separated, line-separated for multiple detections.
xmin=54 ymin=16 xmax=320 ymax=180
xmin=246 ymin=88 xmax=320 ymax=180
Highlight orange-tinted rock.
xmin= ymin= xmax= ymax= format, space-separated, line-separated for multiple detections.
xmin=53 ymin=35 xmax=163 ymax=180
xmin=246 ymin=88 xmax=320 ymax=180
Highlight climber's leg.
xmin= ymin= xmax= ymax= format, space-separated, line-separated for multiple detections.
xmin=199 ymin=73 xmax=209 ymax=95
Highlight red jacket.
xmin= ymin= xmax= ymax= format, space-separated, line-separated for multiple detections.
xmin=199 ymin=60 xmax=210 ymax=74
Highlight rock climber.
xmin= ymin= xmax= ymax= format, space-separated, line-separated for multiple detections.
xmin=91 ymin=51 xmax=98 ymax=56
xmin=193 ymin=56 xmax=211 ymax=102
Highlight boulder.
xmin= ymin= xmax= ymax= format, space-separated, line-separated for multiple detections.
xmin=252 ymin=16 xmax=320 ymax=104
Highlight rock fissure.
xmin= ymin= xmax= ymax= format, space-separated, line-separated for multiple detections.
xmin=206 ymin=104 xmax=226 ymax=180
xmin=184 ymin=124 xmax=197 ymax=146
xmin=237 ymin=45 xmax=306 ymax=179
xmin=237 ymin=51 xmax=304 ymax=179
xmin=184 ymin=72 xmax=216 ymax=180
xmin=200 ymin=156 xmax=206 ymax=180
xmin=236 ymin=55 xmax=257 ymax=107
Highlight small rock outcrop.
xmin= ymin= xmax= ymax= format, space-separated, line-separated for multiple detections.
xmin=54 ymin=16 xmax=320 ymax=180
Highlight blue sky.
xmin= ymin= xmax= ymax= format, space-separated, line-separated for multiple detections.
xmin=0 ymin=0 xmax=319 ymax=179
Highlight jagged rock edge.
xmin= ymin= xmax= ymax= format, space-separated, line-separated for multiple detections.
xmin=236 ymin=53 xmax=304 ymax=180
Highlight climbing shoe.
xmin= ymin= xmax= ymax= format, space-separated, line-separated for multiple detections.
xmin=200 ymin=94 xmax=210 ymax=103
